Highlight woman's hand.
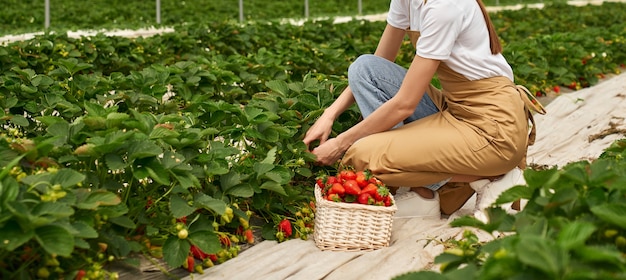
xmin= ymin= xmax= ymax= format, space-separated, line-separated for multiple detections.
xmin=303 ymin=114 xmax=345 ymax=166
xmin=310 ymin=137 xmax=350 ymax=166
xmin=302 ymin=115 xmax=334 ymax=150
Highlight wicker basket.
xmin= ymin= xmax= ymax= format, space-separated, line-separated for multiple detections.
xmin=313 ymin=186 xmax=397 ymax=251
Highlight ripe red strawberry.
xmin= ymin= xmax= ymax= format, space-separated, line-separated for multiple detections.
xmin=75 ymin=270 xmax=86 ymax=280
xmin=328 ymin=182 xmax=345 ymax=196
xmin=339 ymin=169 xmax=356 ymax=181
xmin=373 ymin=186 xmax=389 ymax=201
xmin=186 ymin=256 xmax=195 ymax=272
xmin=568 ymin=81 xmax=577 ymax=90
xmin=553 ymin=85 xmax=560 ymax=93
xmin=326 ymin=176 xmax=339 ymax=185
xmin=355 ymin=170 xmax=370 ymax=188
xmin=368 ymin=176 xmax=382 ymax=185
xmin=190 ymin=245 xmax=209 ymax=260
xmin=323 ymin=176 xmax=339 ymax=193
xmin=343 ymin=180 xmax=360 ymax=195
xmin=361 ymin=183 xmax=378 ymax=196
xmin=384 ymin=195 xmax=392 ymax=207
xmin=357 ymin=193 xmax=373 ymax=205
xmin=244 ymin=229 xmax=254 ymax=244
xmin=316 ymin=176 xmax=325 ymax=188
xmin=278 ymin=219 xmax=292 ymax=237
xmin=327 ymin=193 xmax=341 ymax=202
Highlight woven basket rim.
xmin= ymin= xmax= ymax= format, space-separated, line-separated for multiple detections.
xmin=314 ymin=185 xmax=398 ymax=212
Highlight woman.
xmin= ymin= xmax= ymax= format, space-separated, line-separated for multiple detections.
xmin=303 ymin=0 xmax=544 ymax=220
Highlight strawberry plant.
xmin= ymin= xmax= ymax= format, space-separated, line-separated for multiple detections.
xmin=0 ymin=0 xmax=393 ymax=37
xmin=394 ymin=138 xmax=626 ymax=279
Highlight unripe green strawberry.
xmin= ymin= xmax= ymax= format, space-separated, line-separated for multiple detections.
xmin=616 ymin=236 xmax=626 ymax=247
xmin=239 ymin=217 xmax=249 ymax=229
xmin=37 ymin=267 xmax=50 ymax=278
xmin=177 ymin=229 xmax=188 ymax=239
xmin=194 ymin=265 xmax=204 ymax=274
xmin=605 ymin=229 xmax=619 ymax=239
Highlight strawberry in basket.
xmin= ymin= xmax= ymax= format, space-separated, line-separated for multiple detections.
xmin=316 ymin=168 xmax=393 ymax=207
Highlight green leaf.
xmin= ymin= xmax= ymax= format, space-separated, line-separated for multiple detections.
xmin=589 ymin=158 xmax=617 ymax=184
xmin=146 ymin=164 xmax=171 ymax=186
xmin=71 ymin=221 xmax=98 ymax=239
xmin=74 ymin=238 xmax=90 ymax=249
xmin=35 ymin=225 xmax=75 ymax=257
xmin=163 ymin=236 xmax=190 ymax=268
xmin=149 ymin=126 xmax=180 ymax=140
xmin=128 ymin=140 xmax=162 ymax=160
xmin=31 ymin=75 xmax=54 ymax=88
xmin=561 ymin=162 xmax=589 ymax=185
xmin=392 ymin=271 xmax=447 ymax=280
xmin=50 ymin=168 xmax=86 ymax=188
xmin=188 ymin=231 xmax=221 ymax=254
xmin=0 ymin=178 xmax=20 ymax=209
xmin=220 ymin=171 xmax=243 ymax=191
xmin=556 ymin=221 xmax=596 ymax=250
xmin=32 ymin=202 xmax=75 ymax=219
xmin=516 ymin=235 xmax=567 ymax=278
xmin=170 ymin=195 xmax=196 ymax=219
xmin=105 ymin=112 xmax=130 ymax=128
xmin=10 ymin=115 xmax=29 ymax=127
xmin=162 ymin=151 xmax=186 ymax=169
xmin=260 ymin=181 xmax=287 ymax=196
xmin=253 ymin=162 xmax=274 ymax=176
xmin=263 ymin=166 xmax=291 ymax=184
xmin=547 ymin=186 xmax=578 ymax=213
xmin=109 ymin=216 xmax=137 ymax=229
xmin=226 ymin=183 xmax=255 ymax=198
xmin=265 ymin=80 xmax=290 ymax=96
xmin=573 ymin=245 xmax=626 ymax=267
xmin=193 ymin=193 xmax=227 ymax=215
xmin=494 ymin=185 xmax=533 ymax=205
xmin=173 ymin=173 xmax=197 ymax=189
xmin=76 ymin=190 xmax=121 ymax=209
xmin=0 ymin=220 xmax=35 ymax=251
xmin=105 ymin=153 xmax=128 ymax=170
xmin=261 ymin=147 xmax=277 ymax=164
xmin=590 ymin=203 xmax=626 ymax=230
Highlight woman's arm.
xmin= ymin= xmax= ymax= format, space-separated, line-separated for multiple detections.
xmin=374 ymin=24 xmax=407 ymax=61
xmin=303 ymin=24 xmax=407 ymax=149
xmin=312 ymin=54 xmax=440 ymax=165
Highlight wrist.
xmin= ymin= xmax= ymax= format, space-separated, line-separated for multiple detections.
xmin=335 ymin=133 xmax=355 ymax=153
xmin=321 ymin=108 xmax=340 ymax=121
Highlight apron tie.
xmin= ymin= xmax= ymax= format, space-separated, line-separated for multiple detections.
xmin=515 ymin=85 xmax=546 ymax=146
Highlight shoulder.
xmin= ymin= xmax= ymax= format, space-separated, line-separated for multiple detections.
xmin=418 ymin=0 xmax=460 ymax=31
xmin=421 ymin=0 xmax=464 ymax=23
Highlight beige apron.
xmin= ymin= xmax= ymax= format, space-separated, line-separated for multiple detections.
xmin=342 ymin=62 xmax=544 ymax=214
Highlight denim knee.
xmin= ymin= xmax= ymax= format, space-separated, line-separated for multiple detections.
xmin=348 ymin=54 xmax=380 ymax=83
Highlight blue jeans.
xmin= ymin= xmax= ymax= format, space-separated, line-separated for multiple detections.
xmin=347 ymin=54 xmax=449 ymax=190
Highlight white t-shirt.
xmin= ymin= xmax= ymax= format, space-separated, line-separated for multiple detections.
xmin=387 ymin=0 xmax=514 ymax=81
